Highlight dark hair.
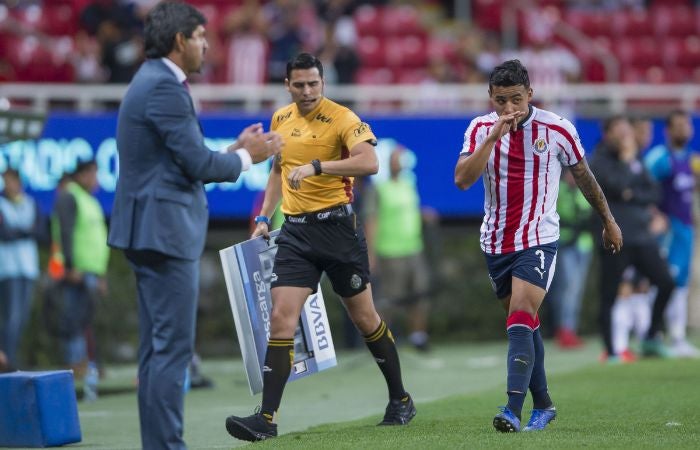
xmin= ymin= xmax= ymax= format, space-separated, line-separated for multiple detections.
xmin=286 ymin=53 xmax=324 ymax=80
xmin=666 ymin=109 xmax=689 ymax=127
xmin=489 ymin=59 xmax=530 ymax=90
xmin=2 ymin=168 xmax=19 ymax=179
xmin=73 ymin=159 xmax=97 ymax=176
xmin=144 ymin=1 xmax=206 ymax=59
xmin=602 ymin=114 xmax=628 ymax=134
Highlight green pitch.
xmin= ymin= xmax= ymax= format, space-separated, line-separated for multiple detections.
xmin=66 ymin=340 xmax=700 ymax=449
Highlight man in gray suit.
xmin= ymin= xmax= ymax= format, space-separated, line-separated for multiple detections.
xmin=108 ymin=2 xmax=281 ymax=449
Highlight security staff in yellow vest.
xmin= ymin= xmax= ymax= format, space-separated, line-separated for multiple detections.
xmin=365 ymin=146 xmax=431 ymax=352
xmin=52 ymin=160 xmax=108 ymax=398
xmin=225 ymin=53 xmax=416 ymax=443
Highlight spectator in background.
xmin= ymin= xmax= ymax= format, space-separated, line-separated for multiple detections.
xmin=52 ymin=160 xmax=109 ymax=399
xmin=263 ymin=0 xmax=306 ymax=83
xmin=0 ymin=169 xmax=43 ymax=368
xmin=631 ymin=116 xmax=653 ymax=154
xmin=318 ymin=15 xmax=360 ymax=85
xmin=589 ymin=116 xmax=675 ymax=361
xmin=80 ymin=0 xmax=144 ymax=83
xmin=365 ymin=146 xmax=431 ymax=351
xmin=544 ymin=168 xmax=593 ymax=349
xmin=611 ymin=268 xmax=651 ymax=361
xmin=644 ymin=110 xmax=700 ymax=358
xmin=222 ymin=0 xmax=268 ymax=85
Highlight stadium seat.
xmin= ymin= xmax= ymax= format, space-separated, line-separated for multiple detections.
xmin=663 ymin=36 xmax=700 ymax=68
xmin=382 ymin=5 xmax=423 ymax=36
xmin=614 ymin=37 xmax=663 ymax=67
xmin=472 ymin=0 xmax=504 ymax=31
xmin=394 ymin=68 xmax=429 ymax=84
xmin=385 ymin=35 xmax=428 ymax=68
xmin=354 ymin=5 xmax=383 ymax=36
xmin=427 ymin=37 xmax=459 ymax=64
xmin=356 ymin=36 xmax=386 ymax=67
xmin=564 ymin=11 xmax=618 ymax=38
xmin=617 ymin=10 xmax=654 ymax=37
xmin=354 ymin=67 xmax=394 ymax=84
xmin=652 ymin=5 xmax=698 ymax=37
xmin=42 ymin=4 xmax=77 ymax=35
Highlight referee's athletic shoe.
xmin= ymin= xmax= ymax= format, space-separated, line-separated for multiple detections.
xmin=378 ymin=394 xmax=417 ymax=425
xmin=523 ymin=407 xmax=557 ymax=431
xmin=493 ymin=406 xmax=521 ymax=432
xmin=225 ymin=408 xmax=277 ymax=442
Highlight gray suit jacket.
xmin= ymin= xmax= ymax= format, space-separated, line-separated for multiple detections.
xmin=108 ymin=59 xmax=243 ymax=260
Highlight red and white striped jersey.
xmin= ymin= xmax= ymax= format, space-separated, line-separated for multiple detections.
xmin=460 ymin=106 xmax=585 ymax=254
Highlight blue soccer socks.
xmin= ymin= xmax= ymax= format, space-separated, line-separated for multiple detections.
xmin=529 ymin=316 xmax=552 ymax=409
xmin=505 ymin=311 xmax=536 ymax=419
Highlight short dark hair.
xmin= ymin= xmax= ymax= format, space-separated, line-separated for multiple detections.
xmin=73 ymin=159 xmax=97 ymax=176
xmin=602 ymin=114 xmax=628 ymax=134
xmin=144 ymin=1 xmax=206 ymax=59
xmin=666 ymin=109 xmax=689 ymax=127
xmin=286 ymin=53 xmax=324 ymax=80
xmin=2 ymin=168 xmax=19 ymax=180
xmin=489 ymin=59 xmax=530 ymax=90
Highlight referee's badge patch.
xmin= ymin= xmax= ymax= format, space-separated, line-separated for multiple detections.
xmin=350 ymin=274 xmax=362 ymax=289
xmin=532 ymin=138 xmax=549 ymax=154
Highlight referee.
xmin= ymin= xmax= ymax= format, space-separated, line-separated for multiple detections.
xmin=225 ymin=53 xmax=416 ymax=442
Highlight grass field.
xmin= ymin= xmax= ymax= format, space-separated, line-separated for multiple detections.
xmin=37 ymin=339 xmax=700 ymax=449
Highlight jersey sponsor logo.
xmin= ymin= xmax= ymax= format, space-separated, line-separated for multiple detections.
xmin=317 ymin=211 xmax=331 ymax=220
xmin=276 ymin=111 xmax=292 ymax=123
xmin=291 ymin=128 xmax=302 ymax=137
xmin=532 ymin=138 xmax=549 ymax=154
xmin=353 ymin=122 xmax=371 ymax=137
xmin=287 ymin=215 xmax=307 ymax=224
xmin=315 ymin=113 xmax=332 ymax=123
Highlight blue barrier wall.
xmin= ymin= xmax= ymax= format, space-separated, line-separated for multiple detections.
xmin=1 ymin=113 xmax=698 ymax=219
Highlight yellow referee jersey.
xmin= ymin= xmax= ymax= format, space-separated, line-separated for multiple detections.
xmin=270 ymin=97 xmax=377 ymax=215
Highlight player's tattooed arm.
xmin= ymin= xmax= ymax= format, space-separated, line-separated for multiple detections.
xmin=570 ymin=159 xmax=623 ymax=253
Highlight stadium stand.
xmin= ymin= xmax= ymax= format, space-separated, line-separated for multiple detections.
xmin=1 ymin=0 xmax=700 ymax=114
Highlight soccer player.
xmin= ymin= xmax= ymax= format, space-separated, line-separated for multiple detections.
xmin=225 ymin=53 xmax=415 ymax=442
xmin=454 ymin=60 xmax=622 ymax=432
xmin=644 ymin=110 xmax=700 ymax=358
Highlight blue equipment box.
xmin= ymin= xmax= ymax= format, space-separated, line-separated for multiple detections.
xmin=0 ymin=370 xmax=82 ymax=447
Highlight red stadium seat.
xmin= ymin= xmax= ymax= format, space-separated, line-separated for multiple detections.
xmin=354 ymin=5 xmax=383 ymax=36
xmin=42 ymin=4 xmax=77 ymax=35
xmin=356 ymin=36 xmax=386 ymax=67
xmin=617 ymin=10 xmax=653 ymax=37
xmin=472 ymin=0 xmax=504 ymax=31
xmin=427 ymin=37 xmax=458 ymax=64
xmin=354 ymin=67 xmax=394 ymax=85
xmin=663 ymin=36 xmax=700 ymax=68
xmin=385 ymin=35 xmax=428 ymax=68
xmin=614 ymin=37 xmax=663 ymax=67
xmin=394 ymin=67 xmax=429 ymax=84
xmin=564 ymin=11 xmax=618 ymax=38
xmin=382 ymin=5 xmax=422 ymax=36
xmin=652 ymin=5 xmax=697 ymax=37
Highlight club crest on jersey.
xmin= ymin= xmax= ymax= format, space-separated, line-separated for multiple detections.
xmin=532 ymin=138 xmax=549 ymax=154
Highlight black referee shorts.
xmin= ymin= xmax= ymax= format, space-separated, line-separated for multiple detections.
xmin=271 ymin=211 xmax=370 ymax=298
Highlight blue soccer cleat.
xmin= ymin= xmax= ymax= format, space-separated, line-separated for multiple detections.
xmin=493 ymin=406 xmax=521 ymax=432
xmin=523 ymin=407 xmax=557 ymax=431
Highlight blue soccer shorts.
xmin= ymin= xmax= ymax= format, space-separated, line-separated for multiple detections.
xmin=483 ymin=242 xmax=558 ymax=299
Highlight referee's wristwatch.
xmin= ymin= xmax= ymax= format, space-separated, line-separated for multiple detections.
xmin=254 ymin=215 xmax=270 ymax=226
